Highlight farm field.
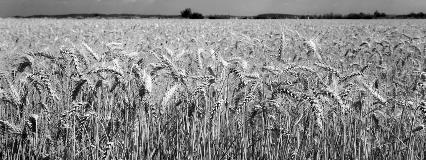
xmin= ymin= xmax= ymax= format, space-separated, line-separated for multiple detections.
xmin=0 ymin=19 xmax=426 ymax=159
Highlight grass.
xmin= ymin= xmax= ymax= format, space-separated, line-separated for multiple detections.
xmin=0 ymin=19 xmax=426 ymax=159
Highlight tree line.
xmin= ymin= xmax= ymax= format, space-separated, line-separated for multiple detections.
xmin=180 ymin=9 xmax=426 ymax=19
xmin=292 ymin=11 xmax=426 ymax=19
xmin=13 ymin=9 xmax=426 ymax=19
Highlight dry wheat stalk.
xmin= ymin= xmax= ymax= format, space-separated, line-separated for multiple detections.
xmin=161 ymin=83 xmax=180 ymax=108
xmin=423 ymin=43 xmax=426 ymax=55
xmin=312 ymin=99 xmax=324 ymax=131
xmin=356 ymin=76 xmax=387 ymax=104
xmin=141 ymin=68 xmax=153 ymax=94
xmin=90 ymin=65 xmax=124 ymax=77
xmin=124 ymin=51 xmax=140 ymax=59
xmin=290 ymin=65 xmax=317 ymax=74
xmin=82 ymin=42 xmax=100 ymax=60
xmin=0 ymin=120 xmax=22 ymax=135
xmin=314 ymin=62 xmax=340 ymax=76
xmin=209 ymin=99 xmax=224 ymax=121
xmin=320 ymin=87 xmax=349 ymax=112
xmin=305 ymin=39 xmax=323 ymax=61
xmin=196 ymin=48 xmax=204 ymax=71
xmin=217 ymin=54 xmax=229 ymax=67
xmin=26 ymin=114 xmax=39 ymax=133
xmin=164 ymin=47 xmax=174 ymax=58
xmin=230 ymin=67 xmax=249 ymax=85
xmin=262 ymin=65 xmax=282 ymax=75
xmin=32 ymin=51 xmax=57 ymax=60
xmin=106 ymin=42 xmax=124 ymax=52
xmin=3 ymin=76 xmax=21 ymax=106
xmin=152 ymin=51 xmax=182 ymax=78
xmin=192 ymin=81 xmax=208 ymax=100
xmin=189 ymin=75 xmax=215 ymax=83
xmin=411 ymin=123 xmax=424 ymax=133
xmin=206 ymin=66 xmax=216 ymax=77
xmin=175 ymin=49 xmax=187 ymax=60
xmin=237 ymin=92 xmax=256 ymax=112
xmin=70 ymin=54 xmax=84 ymax=75
xmin=339 ymin=71 xmax=362 ymax=84
xmin=208 ymin=48 xmax=217 ymax=61
xmin=16 ymin=55 xmax=34 ymax=73
xmin=27 ymin=73 xmax=60 ymax=101
xmin=228 ymin=57 xmax=248 ymax=70
xmin=72 ymin=77 xmax=88 ymax=100
xmin=418 ymin=101 xmax=426 ymax=123
xmin=148 ymin=63 xmax=167 ymax=76
xmin=43 ymin=77 xmax=61 ymax=101
xmin=278 ymin=32 xmax=286 ymax=61
xmin=0 ymin=88 xmax=5 ymax=95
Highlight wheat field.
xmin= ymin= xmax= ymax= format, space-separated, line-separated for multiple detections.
xmin=0 ymin=19 xmax=426 ymax=159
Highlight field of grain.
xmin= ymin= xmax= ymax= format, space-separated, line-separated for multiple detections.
xmin=0 ymin=19 xmax=426 ymax=159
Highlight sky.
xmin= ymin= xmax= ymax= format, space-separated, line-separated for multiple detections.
xmin=0 ymin=0 xmax=425 ymax=17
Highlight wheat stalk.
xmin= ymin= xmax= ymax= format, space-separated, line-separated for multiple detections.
xmin=208 ymin=48 xmax=217 ymax=61
xmin=0 ymin=120 xmax=22 ymax=135
xmin=141 ymin=68 xmax=153 ymax=94
xmin=124 ymin=51 xmax=141 ymax=59
xmin=189 ymin=75 xmax=215 ymax=83
xmin=312 ymin=99 xmax=324 ymax=131
xmin=235 ymin=91 xmax=256 ymax=113
xmin=217 ymin=54 xmax=229 ymax=67
xmin=262 ymin=65 xmax=282 ymax=75
xmin=70 ymin=54 xmax=84 ymax=75
xmin=278 ymin=32 xmax=286 ymax=61
xmin=339 ymin=71 xmax=362 ymax=84
xmin=0 ymin=88 xmax=5 ymax=95
xmin=305 ymin=39 xmax=323 ymax=62
xmin=356 ymin=76 xmax=387 ymax=104
xmin=228 ymin=57 xmax=249 ymax=70
xmin=26 ymin=114 xmax=39 ymax=133
xmin=106 ymin=42 xmax=124 ymax=52
xmin=27 ymin=73 xmax=60 ymax=101
xmin=32 ymin=51 xmax=57 ymax=60
xmin=314 ymin=62 xmax=340 ymax=76
xmin=90 ymin=65 xmax=124 ymax=77
xmin=16 ymin=55 xmax=34 ymax=73
xmin=72 ymin=78 xmax=88 ymax=100
xmin=43 ymin=77 xmax=61 ymax=101
xmin=244 ymin=72 xmax=260 ymax=80
xmin=152 ymin=51 xmax=183 ymax=79
xmin=230 ymin=67 xmax=249 ymax=85
xmin=82 ymin=42 xmax=100 ymax=61
xmin=175 ymin=49 xmax=187 ymax=60
xmin=161 ymin=83 xmax=180 ymax=108
xmin=196 ymin=48 xmax=204 ymax=71
xmin=164 ymin=47 xmax=174 ymax=58
xmin=3 ymin=76 xmax=21 ymax=106
xmin=209 ymin=99 xmax=224 ymax=121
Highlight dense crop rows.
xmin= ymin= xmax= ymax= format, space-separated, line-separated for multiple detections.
xmin=0 ymin=19 xmax=426 ymax=159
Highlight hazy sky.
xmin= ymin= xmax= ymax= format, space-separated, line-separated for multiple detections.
xmin=0 ymin=0 xmax=425 ymax=17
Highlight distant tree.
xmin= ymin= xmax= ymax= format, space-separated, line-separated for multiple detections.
xmin=419 ymin=12 xmax=425 ymax=18
xmin=374 ymin=10 xmax=380 ymax=17
xmin=180 ymin=8 xmax=192 ymax=18
xmin=207 ymin=15 xmax=232 ymax=19
xmin=373 ymin=10 xmax=386 ymax=18
xmin=345 ymin=12 xmax=373 ymax=19
xmin=189 ymin=12 xmax=204 ymax=19
xmin=408 ymin=12 xmax=425 ymax=18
